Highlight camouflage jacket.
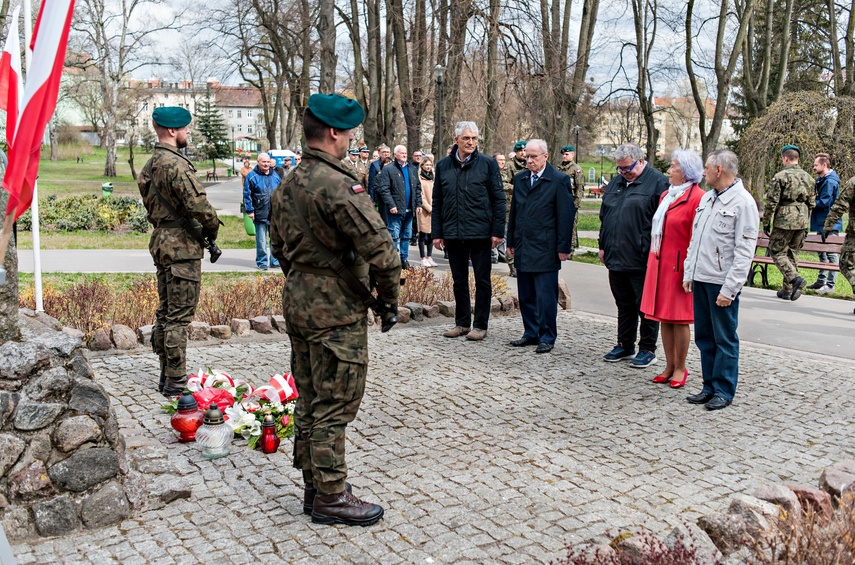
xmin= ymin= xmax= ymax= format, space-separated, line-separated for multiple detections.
xmin=824 ymin=176 xmax=855 ymax=236
xmin=763 ymin=163 xmax=815 ymax=230
xmin=270 ymin=147 xmax=401 ymax=328
xmin=507 ymin=156 xmax=527 ymax=179
xmin=558 ymin=160 xmax=586 ymax=208
xmin=138 ymin=142 xmax=220 ymax=266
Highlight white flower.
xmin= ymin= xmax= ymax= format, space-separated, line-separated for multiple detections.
xmin=269 ymin=402 xmax=284 ymax=413
xmin=224 ymin=405 xmax=255 ymax=432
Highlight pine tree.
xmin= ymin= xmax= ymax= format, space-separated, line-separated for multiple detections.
xmin=194 ymin=92 xmax=231 ymax=174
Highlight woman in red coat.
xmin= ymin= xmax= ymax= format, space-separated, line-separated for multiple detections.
xmin=641 ymin=149 xmax=705 ymax=388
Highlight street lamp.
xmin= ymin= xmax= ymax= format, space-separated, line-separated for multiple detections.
xmin=433 ymin=65 xmax=445 ymax=157
xmin=597 ymin=146 xmax=605 ymax=183
xmin=574 ymin=125 xmax=580 ymax=161
xmin=231 ymin=126 xmax=235 ymax=172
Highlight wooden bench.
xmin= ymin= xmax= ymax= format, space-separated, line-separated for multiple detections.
xmin=588 ymin=186 xmax=605 ymax=198
xmin=748 ymin=233 xmax=844 ymax=288
xmin=205 ymin=171 xmax=219 ymax=181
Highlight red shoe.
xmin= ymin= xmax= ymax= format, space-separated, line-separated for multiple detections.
xmin=651 ymin=373 xmax=671 ymax=384
xmin=670 ymin=369 xmax=688 ymax=388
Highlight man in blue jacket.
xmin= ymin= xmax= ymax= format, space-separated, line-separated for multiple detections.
xmin=598 ymin=143 xmax=669 ymax=368
xmin=244 ymin=152 xmax=282 ymax=270
xmin=432 ymin=121 xmax=506 ymax=341
xmin=809 ymin=152 xmax=842 ymax=294
xmin=506 ymin=139 xmax=574 ymax=353
xmin=375 ymin=145 xmax=422 ymax=268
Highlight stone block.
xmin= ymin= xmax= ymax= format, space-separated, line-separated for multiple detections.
xmin=2 ymin=505 xmax=35 ymax=542
xmin=210 ymin=325 xmax=232 ymax=339
xmin=423 ymin=304 xmax=440 ymax=318
xmin=24 ymin=367 xmax=71 ymax=401
xmin=697 ymin=511 xmax=747 ymax=557
xmin=0 ymin=392 xmax=19 ymax=428
xmin=271 ymin=315 xmax=287 ymax=333
xmin=62 ymin=327 xmax=85 ymax=340
xmin=29 ymin=432 xmax=52 ymax=461
xmin=728 ymin=495 xmax=778 ymax=538
xmin=13 ymin=401 xmax=64 ymax=431
xmin=404 ymin=303 xmax=425 ymax=321
xmin=146 ymin=474 xmax=192 ymax=511
xmin=0 ymin=341 xmax=50 ymax=381
xmin=663 ymin=521 xmax=722 ymax=564
xmin=786 ymin=484 xmax=833 ymax=519
xmin=819 ymin=460 xmax=855 ymax=500
xmin=397 ymin=307 xmax=411 ymax=323
xmin=122 ymin=470 xmax=148 ymax=511
xmin=250 ymin=316 xmax=273 ymax=334
xmin=611 ymin=532 xmax=648 ymax=564
xmin=69 ymin=378 xmax=111 ymax=418
xmin=499 ymin=296 xmax=515 ymax=312
xmin=490 ymin=298 xmax=501 ymax=313
xmin=81 ymin=481 xmax=130 ymax=529
xmin=65 ymin=351 xmax=94 ymax=380
xmin=104 ymin=408 xmax=120 ymax=449
xmin=752 ymin=483 xmax=802 ymax=517
xmin=230 ymin=318 xmax=251 ymax=337
xmin=558 ymin=278 xmax=571 ymax=310
xmin=9 ymin=461 xmax=51 ymax=495
xmin=0 ymin=433 xmax=26 ymax=475
xmin=48 ymin=447 xmax=120 ymax=492
xmin=188 ymin=321 xmax=211 ymax=341
xmin=437 ymin=301 xmax=455 ymax=317
xmin=137 ymin=325 xmax=153 ymax=347
xmin=110 ymin=324 xmax=137 ymax=350
xmin=32 ymin=495 xmax=79 ymax=537
xmin=88 ymin=328 xmax=111 ymax=351
xmin=53 ymin=415 xmax=102 ymax=452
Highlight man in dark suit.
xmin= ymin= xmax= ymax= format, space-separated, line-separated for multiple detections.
xmin=506 ymin=139 xmax=574 ymax=353
xmin=367 ymin=144 xmax=391 ymax=201
xmin=375 ymin=144 xmax=422 ymax=268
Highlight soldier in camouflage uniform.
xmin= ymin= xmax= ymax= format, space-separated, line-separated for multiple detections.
xmin=507 ymin=140 xmax=527 ymax=178
xmin=763 ymin=144 xmax=815 ymax=301
xmin=270 ymin=93 xmax=401 ymax=527
xmin=557 ymin=145 xmax=587 ymax=252
xmin=138 ymin=107 xmax=220 ymax=397
xmin=823 ymin=175 xmax=855 ymax=314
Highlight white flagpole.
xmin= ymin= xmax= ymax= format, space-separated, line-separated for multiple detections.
xmin=22 ymin=0 xmax=43 ymax=312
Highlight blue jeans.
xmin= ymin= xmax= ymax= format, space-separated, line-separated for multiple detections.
xmin=517 ymin=270 xmax=559 ymax=344
xmin=816 ymin=230 xmax=839 ymax=284
xmin=386 ymin=211 xmax=413 ymax=261
xmin=254 ymin=222 xmax=279 ymax=269
xmin=693 ymin=280 xmax=740 ymax=401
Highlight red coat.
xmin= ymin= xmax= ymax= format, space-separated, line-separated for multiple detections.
xmin=641 ymin=184 xmax=704 ymax=324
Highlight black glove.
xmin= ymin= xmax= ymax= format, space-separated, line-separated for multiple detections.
xmin=763 ymin=224 xmax=771 ymax=237
xmin=821 ymin=229 xmax=831 ymax=242
xmin=376 ymin=301 xmax=398 ymax=333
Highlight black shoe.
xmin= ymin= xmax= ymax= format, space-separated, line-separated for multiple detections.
xmin=705 ymin=396 xmax=732 ymax=410
xmin=312 ymin=490 xmax=384 ymax=526
xmin=776 ymin=290 xmax=791 ymax=300
xmin=157 ymin=374 xmax=166 ymax=393
xmin=535 ymin=342 xmax=554 ymax=354
xmin=401 ymin=260 xmax=411 ymax=270
xmin=303 ymin=482 xmax=352 ymax=515
xmin=510 ymin=337 xmax=539 ymax=347
xmin=807 ymin=280 xmax=826 ymax=290
xmin=162 ymin=386 xmax=184 ymax=399
xmin=790 ymin=276 xmax=806 ymax=301
xmin=686 ymin=391 xmax=714 ymax=404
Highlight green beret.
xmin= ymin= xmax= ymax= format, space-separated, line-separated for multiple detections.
xmin=152 ymin=106 xmax=192 ymax=128
xmin=514 ymin=140 xmax=527 ymax=151
xmin=307 ymin=93 xmax=365 ymax=129
xmin=561 ymin=145 xmax=574 ymax=153
xmin=782 ymin=144 xmax=800 ymax=155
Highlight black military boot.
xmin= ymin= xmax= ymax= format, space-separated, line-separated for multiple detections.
xmin=162 ymin=375 xmax=187 ymax=398
xmin=312 ymin=490 xmax=384 ymax=526
xmin=303 ymin=482 xmax=352 ymax=515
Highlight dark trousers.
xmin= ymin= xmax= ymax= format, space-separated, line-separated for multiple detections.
xmin=517 ymin=270 xmax=559 ymax=344
xmin=693 ymin=281 xmax=740 ymax=401
xmin=608 ymin=270 xmax=658 ymax=352
xmin=446 ymin=238 xmax=493 ymax=330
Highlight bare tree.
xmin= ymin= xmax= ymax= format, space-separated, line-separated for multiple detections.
xmin=740 ymin=0 xmax=795 ymax=119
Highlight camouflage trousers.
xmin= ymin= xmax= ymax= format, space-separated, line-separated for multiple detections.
xmin=840 ymin=236 xmax=855 ymax=291
xmin=571 ymin=212 xmax=579 ymax=252
xmin=769 ymin=228 xmax=806 ymax=291
xmin=287 ymin=317 xmax=368 ymax=495
xmin=151 ymin=260 xmax=201 ymax=389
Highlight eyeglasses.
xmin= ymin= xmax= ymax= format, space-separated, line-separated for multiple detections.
xmin=616 ymin=160 xmax=638 ymax=173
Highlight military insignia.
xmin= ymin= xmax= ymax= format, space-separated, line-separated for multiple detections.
xmin=188 ymin=163 xmax=197 ymax=173
xmin=351 ymin=184 xmax=365 ymax=194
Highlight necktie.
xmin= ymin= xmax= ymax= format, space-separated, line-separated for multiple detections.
xmin=531 ymin=173 xmax=538 ymax=186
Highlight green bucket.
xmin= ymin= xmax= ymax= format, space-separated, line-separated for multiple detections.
xmin=243 ymin=212 xmax=256 ymax=236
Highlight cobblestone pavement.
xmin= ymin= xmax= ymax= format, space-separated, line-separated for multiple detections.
xmin=12 ymin=311 xmax=855 ymax=564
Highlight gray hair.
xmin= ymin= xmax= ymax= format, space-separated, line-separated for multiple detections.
xmin=393 ymin=144 xmax=406 ymax=155
xmin=670 ymin=149 xmax=704 ymax=184
xmin=526 ymin=139 xmax=548 ymax=155
xmin=378 ymin=144 xmax=390 ymax=151
xmin=614 ymin=143 xmax=644 ymax=162
xmin=706 ymin=150 xmax=739 ymax=176
xmin=454 ymin=121 xmax=479 ymax=137
xmin=257 ymin=152 xmax=270 ymax=161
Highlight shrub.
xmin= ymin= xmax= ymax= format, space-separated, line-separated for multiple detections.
xmin=18 ymin=194 xmax=149 ymax=233
xmin=554 ymin=527 xmax=710 ymax=564
xmin=195 ymin=275 xmax=285 ymax=326
xmin=20 ymin=279 xmax=114 ymax=337
xmin=399 ymin=268 xmax=510 ymax=305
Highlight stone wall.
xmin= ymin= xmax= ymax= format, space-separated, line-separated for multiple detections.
xmin=0 ymin=310 xmax=135 ymax=540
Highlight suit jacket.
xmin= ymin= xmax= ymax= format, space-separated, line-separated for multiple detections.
xmin=507 ymin=162 xmax=574 ymax=272
xmin=376 ymin=161 xmax=422 ymax=217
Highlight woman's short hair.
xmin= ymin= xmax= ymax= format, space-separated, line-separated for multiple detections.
xmin=670 ymin=149 xmax=704 ymax=184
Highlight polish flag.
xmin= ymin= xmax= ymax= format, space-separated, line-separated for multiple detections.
xmin=0 ymin=6 xmax=23 ymax=148
xmin=2 ymin=0 xmax=75 ymax=221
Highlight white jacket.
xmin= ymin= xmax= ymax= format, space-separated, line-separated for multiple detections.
xmin=683 ymin=179 xmax=759 ymax=299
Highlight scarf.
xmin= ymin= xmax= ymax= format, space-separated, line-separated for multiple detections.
xmin=420 ymin=169 xmax=434 ymax=181
xmin=651 ymin=181 xmax=692 ymax=254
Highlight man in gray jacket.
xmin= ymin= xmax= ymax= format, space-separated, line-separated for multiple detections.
xmin=682 ymin=150 xmax=759 ymax=411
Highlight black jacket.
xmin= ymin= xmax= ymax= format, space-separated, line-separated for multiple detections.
xmin=375 ymin=161 xmax=422 ymax=216
xmin=507 ymin=163 xmax=574 ymax=272
xmin=431 ymin=146 xmax=506 ymax=239
xmin=598 ymin=163 xmax=669 ymax=271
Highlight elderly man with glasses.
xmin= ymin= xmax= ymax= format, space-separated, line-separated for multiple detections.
xmin=598 ymin=143 xmax=669 ymax=368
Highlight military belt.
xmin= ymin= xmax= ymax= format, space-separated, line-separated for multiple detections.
xmin=290 ymin=262 xmax=369 ymax=278
xmin=156 ymin=220 xmax=183 ymax=228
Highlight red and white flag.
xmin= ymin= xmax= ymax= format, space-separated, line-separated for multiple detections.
xmin=0 ymin=6 xmax=23 ymax=148
xmin=2 ymin=0 xmax=75 ymax=221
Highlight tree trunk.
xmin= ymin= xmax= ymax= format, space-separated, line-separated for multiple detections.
xmin=0 ymin=188 xmax=19 ymax=344
xmin=364 ymin=0 xmax=383 ymax=148
xmin=483 ymin=0 xmax=500 ymax=150
xmin=49 ymin=118 xmax=59 ymax=161
xmin=318 ymin=0 xmax=337 ymax=93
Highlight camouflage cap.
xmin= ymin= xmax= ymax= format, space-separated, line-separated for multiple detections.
xmin=782 ymin=144 xmax=800 ymax=155
xmin=514 ymin=140 xmax=527 ymax=151
xmin=561 ymin=145 xmax=575 ymax=153
xmin=152 ymin=106 xmax=192 ymax=128
xmin=308 ymin=93 xmax=365 ymax=129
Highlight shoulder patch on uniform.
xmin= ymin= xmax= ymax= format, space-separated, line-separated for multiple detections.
xmin=351 ymin=184 xmax=365 ymax=194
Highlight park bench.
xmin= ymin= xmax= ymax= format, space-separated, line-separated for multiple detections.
xmin=748 ymin=233 xmax=844 ymax=288
xmin=205 ymin=171 xmax=219 ymax=181
xmin=588 ymin=185 xmax=605 ymax=198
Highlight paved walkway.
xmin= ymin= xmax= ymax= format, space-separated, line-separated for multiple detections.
xmin=11 ymin=311 xmax=855 ymax=563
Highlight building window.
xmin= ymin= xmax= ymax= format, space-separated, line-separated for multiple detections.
xmin=247 ymin=110 xmax=252 ymax=118
xmin=159 ymin=103 xmax=165 ymax=107
xmin=237 ymin=110 xmax=242 ymax=118
xmin=238 ymin=124 xmax=242 ymax=132
xmin=228 ymin=109 xmax=233 ymax=117
xmin=247 ymin=125 xmax=253 ymax=134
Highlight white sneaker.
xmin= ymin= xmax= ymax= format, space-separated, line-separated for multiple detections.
xmin=420 ymin=258 xmax=430 ymax=268
xmin=817 ymin=284 xmax=834 ymax=295
xmin=427 ymin=257 xmax=438 ymax=267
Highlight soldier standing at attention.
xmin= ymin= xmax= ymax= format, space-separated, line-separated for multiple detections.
xmin=138 ymin=107 xmax=220 ymax=397
xmin=763 ymin=144 xmax=815 ymax=301
xmin=558 ymin=145 xmax=587 ymax=252
xmin=822 ymin=175 xmax=855 ymax=315
xmin=507 ymin=140 xmax=527 ymax=178
xmin=270 ymin=93 xmax=401 ymax=526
